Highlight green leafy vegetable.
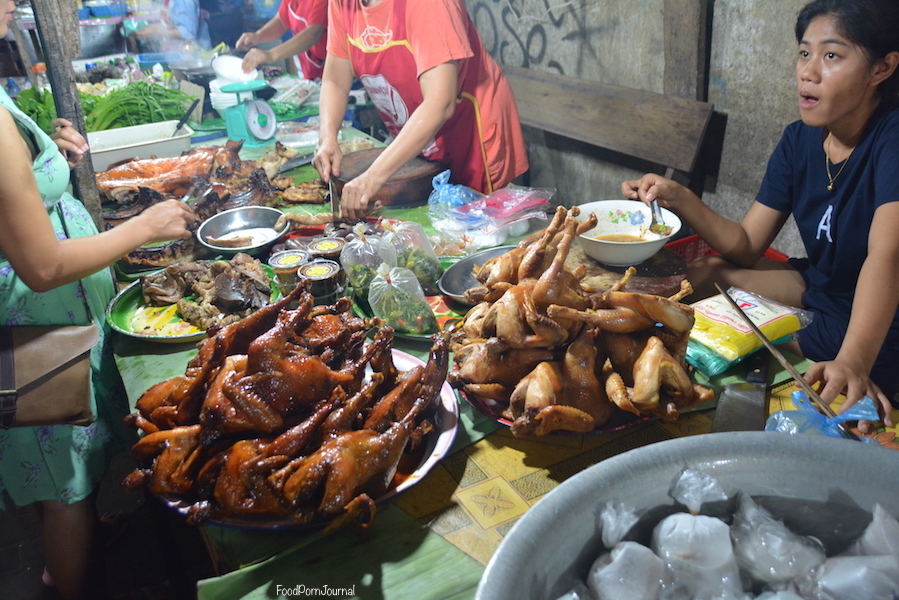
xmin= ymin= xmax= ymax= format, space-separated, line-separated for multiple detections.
xmin=13 ymin=87 xmax=57 ymax=134
xmin=83 ymin=81 xmax=193 ymax=132
xmin=14 ymin=81 xmax=193 ymax=135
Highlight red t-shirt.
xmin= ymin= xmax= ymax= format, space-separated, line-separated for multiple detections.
xmin=279 ymin=0 xmax=329 ymax=80
xmin=327 ymin=0 xmax=528 ymax=193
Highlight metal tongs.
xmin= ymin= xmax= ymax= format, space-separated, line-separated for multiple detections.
xmin=713 ymin=283 xmax=861 ymax=441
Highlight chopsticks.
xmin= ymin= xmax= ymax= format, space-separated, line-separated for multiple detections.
xmin=714 ymin=283 xmax=861 ymax=441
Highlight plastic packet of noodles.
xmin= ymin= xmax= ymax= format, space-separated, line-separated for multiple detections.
xmin=686 ymin=287 xmax=812 ymax=376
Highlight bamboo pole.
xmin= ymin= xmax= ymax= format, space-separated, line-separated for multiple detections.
xmin=31 ymin=0 xmax=104 ymax=229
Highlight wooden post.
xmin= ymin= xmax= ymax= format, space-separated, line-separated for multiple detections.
xmin=9 ymin=16 xmax=37 ymax=88
xmin=31 ymin=0 xmax=104 ymax=230
xmin=663 ymin=0 xmax=709 ymax=101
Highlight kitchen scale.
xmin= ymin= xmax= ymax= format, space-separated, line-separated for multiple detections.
xmin=220 ymin=80 xmax=276 ymax=147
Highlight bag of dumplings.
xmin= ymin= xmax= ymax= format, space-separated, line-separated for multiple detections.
xmin=339 ymin=224 xmax=397 ymax=298
xmin=368 ymin=264 xmax=438 ymax=335
xmin=381 ymin=220 xmax=444 ymax=294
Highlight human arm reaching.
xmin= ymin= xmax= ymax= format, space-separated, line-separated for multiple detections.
xmin=0 ymin=106 xmax=195 ymax=292
xmin=316 ymin=61 xmax=458 ymax=222
xmin=241 ymin=23 xmax=324 ymax=73
xmin=803 ymin=201 xmax=899 ymax=429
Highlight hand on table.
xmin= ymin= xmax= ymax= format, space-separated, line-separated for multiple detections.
xmin=50 ymin=118 xmax=89 ymax=169
xmin=804 ymin=358 xmax=894 ymax=433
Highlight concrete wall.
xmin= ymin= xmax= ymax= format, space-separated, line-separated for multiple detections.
xmin=468 ymin=0 xmax=808 ymax=256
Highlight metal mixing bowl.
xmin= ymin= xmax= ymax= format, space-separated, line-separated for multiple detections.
xmin=196 ymin=206 xmax=287 ymax=256
xmin=476 ymin=432 xmax=899 ymax=600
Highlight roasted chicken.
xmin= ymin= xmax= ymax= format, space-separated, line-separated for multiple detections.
xmin=124 ymin=283 xmax=450 ymax=532
xmin=450 ymin=206 xmax=713 ymax=436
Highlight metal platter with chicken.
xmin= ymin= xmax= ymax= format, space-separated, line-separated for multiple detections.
xmin=122 ymin=282 xmax=457 ymax=532
xmin=448 ymin=206 xmax=714 ymax=437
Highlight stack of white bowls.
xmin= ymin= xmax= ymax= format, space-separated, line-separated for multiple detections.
xmin=209 ymin=56 xmax=261 ymax=118
xmin=209 ymin=78 xmax=255 ymax=117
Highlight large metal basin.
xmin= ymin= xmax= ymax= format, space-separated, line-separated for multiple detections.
xmin=476 ymin=432 xmax=899 ymax=600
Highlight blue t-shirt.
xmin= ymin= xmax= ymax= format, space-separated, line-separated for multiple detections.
xmin=756 ymin=108 xmax=899 ymax=388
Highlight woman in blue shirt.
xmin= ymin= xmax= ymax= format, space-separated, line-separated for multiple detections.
xmin=622 ymin=0 xmax=899 ymax=432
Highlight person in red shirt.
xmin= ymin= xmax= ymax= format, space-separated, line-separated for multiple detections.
xmin=314 ymin=0 xmax=529 ymax=221
xmin=236 ymin=0 xmax=329 ymax=79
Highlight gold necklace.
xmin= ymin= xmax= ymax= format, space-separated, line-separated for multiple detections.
xmin=824 ymin=134 xmax=854 ymax=192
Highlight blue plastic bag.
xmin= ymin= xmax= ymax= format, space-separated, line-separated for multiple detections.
xmin=765 ymin=390 xmax=880 ymax=443
xmin=427 ymin=170 xmax=481 ymax=222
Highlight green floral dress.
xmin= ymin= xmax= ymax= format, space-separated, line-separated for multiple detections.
xmin=0 ymin=89 xmax=135 ymax=508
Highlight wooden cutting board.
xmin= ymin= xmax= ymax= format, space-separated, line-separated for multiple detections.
xmin=334 ymin=148 xmax=447 ymax=206
xmin=566 ymin=241 xmax=688 ymax=297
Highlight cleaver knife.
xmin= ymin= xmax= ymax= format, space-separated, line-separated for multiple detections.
xmin=277 ymin=151 xmax=316 ymax=174
xmin=712 ymin=351 xmax=770 ymax=432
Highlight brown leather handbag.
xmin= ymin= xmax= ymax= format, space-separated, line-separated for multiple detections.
xmin=0 ymin=324 xmax=98 ymax=429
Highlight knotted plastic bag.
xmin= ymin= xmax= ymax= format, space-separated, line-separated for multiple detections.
xmin=381 ymin=220 xmax=443 ymax=293
xmin=339 ymin=223 xmax=396 ymax=298
xmin=765 ymin=390 xmax=881 ymax=442
xmin=368 ymin=264 xmax=438 ymax=335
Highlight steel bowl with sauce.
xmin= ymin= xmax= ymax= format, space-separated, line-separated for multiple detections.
xmin=576 ymin=199 xmax=681 ymax=266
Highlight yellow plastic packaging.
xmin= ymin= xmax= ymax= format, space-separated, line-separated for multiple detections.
xmin=689 ymin=288 xmax=809 ymax=362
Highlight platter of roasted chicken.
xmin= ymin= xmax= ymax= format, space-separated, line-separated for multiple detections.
xmin=106 ymin=253 xmax=276 ymax=343
xmin=97 ymin=140 xmax=331 ymax=271
xmin=448 ymin=206 xmax=714 ymax=437
xmin=122 ymin=281 xmax=458 ymax=531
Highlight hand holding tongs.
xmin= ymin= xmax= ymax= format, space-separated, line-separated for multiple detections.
xmin=714 ymin=283 xmax=861 ymax=441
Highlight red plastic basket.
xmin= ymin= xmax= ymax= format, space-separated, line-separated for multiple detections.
xmin=665 ymin=234 xmax=788 ymax=264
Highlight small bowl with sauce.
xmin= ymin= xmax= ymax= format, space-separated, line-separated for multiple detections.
xmin=197 ymin=206 xmax=289 ymax=257
xmin=576 ymin=200 xmax=681 ymax=266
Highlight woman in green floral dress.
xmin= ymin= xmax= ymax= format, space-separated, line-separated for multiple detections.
xmin=0 ymin=8 xmax=195 ymax=596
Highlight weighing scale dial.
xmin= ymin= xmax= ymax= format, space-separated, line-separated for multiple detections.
xmin=244 ymin=99 xmax=276 ymax=140
xmin=220 ymin=80 xmax=277 ymax=147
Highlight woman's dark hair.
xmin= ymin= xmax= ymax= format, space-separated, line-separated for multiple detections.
xmin=796 ymin=0 xmax=899 ymax=109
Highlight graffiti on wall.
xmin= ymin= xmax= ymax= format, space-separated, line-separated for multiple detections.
xmin=469 ymin=0 xmax=611 ymax=77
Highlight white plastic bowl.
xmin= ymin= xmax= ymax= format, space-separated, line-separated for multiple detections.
xmin=211 ymin=55 xmax=259 ymax=83
xmin=576 ymin=199 xmax=681 ymax=266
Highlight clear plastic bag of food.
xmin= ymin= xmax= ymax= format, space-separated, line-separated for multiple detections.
xmin=368 ymin=264 xmax=438 ymax=335
xmin=339 ymin=224 xmax=396 ymax=298
xmin=687 ymin=287 xmax=813 ymax=376
xmin=380 ymin=220 xmax=444 ymax=293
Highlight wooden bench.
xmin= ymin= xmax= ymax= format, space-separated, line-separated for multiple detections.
xmin=502 ymin=65 xmax=714 ymax=183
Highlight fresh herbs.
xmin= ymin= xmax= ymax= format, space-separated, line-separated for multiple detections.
xmin=13 ymin=87 xmax=57 ymax=134
xmin=84 ymin=81 xmax=193 ymax=132
xmin=15 ymin=82 xmax=192 ymax=134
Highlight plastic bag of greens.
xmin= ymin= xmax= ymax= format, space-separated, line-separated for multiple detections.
xmin=368 ymin=264 xmax=438 ymax=335
xmin=339 ymin=224 xmax=396 ymax=299
xmin=381 ymin=220 xmax=444 ymax=293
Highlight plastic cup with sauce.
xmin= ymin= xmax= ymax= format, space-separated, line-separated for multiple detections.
xmin=307 ymin=237 xmax=347 ymax=263
xmin=268 ymin=249 xmax=309 ymax=287
xmin=298 ymin=259 xmax=343 ymax=304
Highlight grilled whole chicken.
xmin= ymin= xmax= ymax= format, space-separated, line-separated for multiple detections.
xmin=124 ymin=281 xmax=450 ymax=531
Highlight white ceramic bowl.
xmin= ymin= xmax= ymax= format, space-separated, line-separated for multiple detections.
xmin=576 ymin=199 xmax=681 ymax=266
xmin=476 ymin=432 xmax=899 ymax=600
xmin=196 ymin=206 xmax=287 ymax=256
